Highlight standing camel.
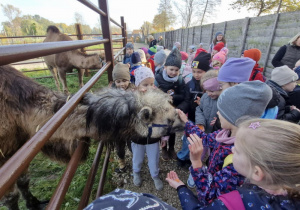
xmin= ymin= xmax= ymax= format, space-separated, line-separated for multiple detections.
xmin=43 ymin=25 xmax=104 ymax=93
xmin=0 ymin=65 xmax=183 ymax=210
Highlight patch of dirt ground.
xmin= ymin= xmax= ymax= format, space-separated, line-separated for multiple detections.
xmin=111 ymin=131 xmax=197 ymax=209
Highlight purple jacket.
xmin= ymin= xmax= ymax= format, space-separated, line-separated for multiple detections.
xmin=185 ymin=121 xmax=245 ymax=206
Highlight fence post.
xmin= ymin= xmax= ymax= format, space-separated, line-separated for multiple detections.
xmin=192 ymin=27 xmax=195 ymax=45
xmin=209 ymin=23 xmax=215 ymax=45
xmin=239 ymin=17 xmax=250 ymax=57
xmin=223 ymin=21 xmax=227 ymax=36
xmin=121 ymin=16 xmax=126 ymax=59
xmin=75 ymin=23 xmax=90 ymax=76
xmin=186 ymin=27 xmax=189 ymax=51
xmin=263 ymin=13 xmax=280 ymax=71
xmin=98 ymin=0 xmax=114 ymax=82
xmin=199 ymin=26 xmax=202 ymax=44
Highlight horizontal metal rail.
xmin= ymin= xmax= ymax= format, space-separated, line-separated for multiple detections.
xmin=114 ymin=47 xmax=125 ymax=60
xmin=0 ymin=61 xmax=111 ymax=199
xmin=77 ymin=0 xmax=123 ymax=28
xmin=0 ymin=39 xmax=109 ymax=66
xmin=0 ymin=34 xmax=122 ymax=39
xmin=12 ymin=61 xmax=45 ymax=65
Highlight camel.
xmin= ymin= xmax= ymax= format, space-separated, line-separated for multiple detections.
xmin=0 ymin=65 xmax=184 ymax=210
xmin=43 ymin=25 xmax=104 ymax=94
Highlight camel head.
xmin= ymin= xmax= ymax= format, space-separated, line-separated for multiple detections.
xmin=85 ymin=88 xmax=184 ymax=143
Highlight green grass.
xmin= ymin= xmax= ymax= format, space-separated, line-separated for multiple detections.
xmin=0 ymin=70 xmax=117 ymax=210
xmin=85 ymin=43 xmax=122 ymax=50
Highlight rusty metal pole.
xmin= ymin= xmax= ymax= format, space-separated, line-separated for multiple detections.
xmin=121 ymin=17 xmax=126 ymax=58
xmin=99 ymin=0 xmax=114 ymax=82
xmin=76 ymin=23 xmax=90 ymax=76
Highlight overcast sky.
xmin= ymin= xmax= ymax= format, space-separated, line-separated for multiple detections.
xmin=0 ymin=0 xmax=256 ymax=32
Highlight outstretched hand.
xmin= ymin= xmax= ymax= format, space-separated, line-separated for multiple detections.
xmin=176 ymin=109 xmax=188 ymax=123
xmin=187 ymin=134 xmax=203 ymax=168
xmin=166 ymin=171 xmax=185 ymax=189
xmin=210 ymin=117 xmax=217 ymax=126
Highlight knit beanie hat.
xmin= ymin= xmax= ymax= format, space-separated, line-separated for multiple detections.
xmin=217 ymin=81 xmax=272 ymax=126
xmin=154 ymin=50 xmax=167 ymax=66
xmin=131 ymin=51 xmax=141 ymax=64
xmin=134 ymin=67 xmax=154 ymax=86
xmin=148 ymin=46 xmax=157 ymax=56
xmin=195 ymin=48 xmax=208 ymax=58
xmin=271 ymin=65 xmax=298 ymax=86
xmin=213 ymin=42 xmax=225 ymax=52
xmin=125 ymin=43 xmax=134 ymax=49
xmin=164 ymin=48 xmax=182 ymax=68
xmin=244 ymin=48 xmax=261 ymax=63
xmin=189 ymin=45 xmax=196 ymax=52
xmin=218 ymin=57 xmax=255 ymax=83
xmin=112 ymin=63 xmax=131 ymax=81
xmin=180 ymin=51 xmax=188 ymax=61
xmin=174 ymin=42 xmax=181 ymax=48
xmin=215 ymin=31 xmax=223 ymax=38
xmin=212 ymin=51 xmax=226 ymax=64
xmin=157 ymin=46 xmax=164 ymax=52
xmin=137 ymin=49 xmax=147 ymax=63
xmin=140 ymin=47 xmax=148 ymax=55
xmin=191 ymin=52 xmax=211 ymax=71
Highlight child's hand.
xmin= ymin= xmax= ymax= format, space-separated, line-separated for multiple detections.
xmin=165 ymin=171 xmax=185 ymax=189
xmin=176 ymin=109 xmax=188 ymax=123
xmin=160 ymin=136 xmax=169 ymax=147
xmin=210 ymin=117 xmax=217 ymax=126
xmin=187 ymin=134 xmax=203 ymax=168
xmin=194 ymin=96 xmax=201 ymax=105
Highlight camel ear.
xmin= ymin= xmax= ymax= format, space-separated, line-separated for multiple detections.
xmin=138 ymin=106 xmax=153 ymax=123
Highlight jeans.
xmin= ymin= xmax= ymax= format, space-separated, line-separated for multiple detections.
xmin=177 ymin=134 xmax=190 ymax=161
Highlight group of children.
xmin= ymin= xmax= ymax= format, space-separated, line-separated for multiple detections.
xmin=107 ymin=34 xmax=300 ymax=209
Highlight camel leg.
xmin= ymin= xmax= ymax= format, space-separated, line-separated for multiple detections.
xmin=1 ymin=184 xmax=20 ymax=210
xmin=47 ymin=65 xmax=61 ymax=92
xmin=17 ymin=172 xmax=48 ymax=210
xmin=77 ymin=68 xmax=85 ymax=88
xmin=57 ymin=67 xmax=69 ymax=94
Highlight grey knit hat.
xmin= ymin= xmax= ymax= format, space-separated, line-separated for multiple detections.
xmin=154 ymin=50 xmax=167 ymax=66
xmin=217 ymin=81 xmax=272 ymax=126
xmin=112 ymin=63 xmax=130 ymax=81
xmin=125 ymin=43 xmax=134 ymax=49
xmin=164 ymin=48 xmax=182 ymax=69
xmin=271 ymin=65 xmax=298 ymax=86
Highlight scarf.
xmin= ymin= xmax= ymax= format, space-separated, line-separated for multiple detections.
xmin=162 ymin=69 xmax=179 ymax=83
xmin=215 ymin=129 xmax=235 ymax=144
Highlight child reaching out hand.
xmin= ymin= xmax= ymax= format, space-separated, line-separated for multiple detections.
xmin=167 ymin=119 xmax=300 ymax=209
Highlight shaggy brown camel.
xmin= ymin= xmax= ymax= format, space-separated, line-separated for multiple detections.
xmin=0 ymin=65 xmax=184 ymax=210
xmin=43 ymin=25 xmax=104 ymax=94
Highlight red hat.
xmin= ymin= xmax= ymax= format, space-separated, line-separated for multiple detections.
xmin=194 ymin=48 xmax=208 ymax=59
xmin=213 ymin=42 xmax=225 ymax=52
xmin=180 ymin=51 xmax=188 ymax=61
xmin=244 ymin=48 xmax=261 ymax=63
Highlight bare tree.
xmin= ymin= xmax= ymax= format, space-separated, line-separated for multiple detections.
xmin=1 ymin=4 xmax=22 ymax=36
xmin=141 ymin=21 xmax=152 ymax=42
xmin=74 ymin=12 xmax=84 ymax=25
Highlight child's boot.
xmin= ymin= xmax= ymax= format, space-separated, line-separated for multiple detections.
xmin=152 ymin=176 xmax=163 ymax=190
xmin=168 ymin=149 xmax=177 ymax=160
xmin=133 ymin=172 xmax=142 ymax=186
xmin=161 ymin=146 xmax=169 ymax=161
xmin=115 ymin=158 xmax=127 ymax=173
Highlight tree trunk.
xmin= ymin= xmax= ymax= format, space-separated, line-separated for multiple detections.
xmin=200 ymin=0 xmax=209 ymax=26
xmin=276 ymin=0 xmax=282 ymax=13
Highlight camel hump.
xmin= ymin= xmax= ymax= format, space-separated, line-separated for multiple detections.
xmin=47 ymin=25 xmax=60 ymax=33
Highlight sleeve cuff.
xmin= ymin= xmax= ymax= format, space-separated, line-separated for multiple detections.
xmin=176 ymin=185 xmax=187 ymax=191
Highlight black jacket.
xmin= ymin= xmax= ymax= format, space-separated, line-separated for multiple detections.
xmin=267 ymin=80 xmax=300 ymax=123
xmin=177 ymin=77 xmax=203 ymax=122
xmin=155 ymin=70 xmax=185 ymax=107
xmin=289 ymin=84 xmax=300 ymax=109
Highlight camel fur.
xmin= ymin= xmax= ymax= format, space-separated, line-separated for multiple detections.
xmin=43 ymin=25 xmax=104 ymax=93
xmin=0 ymin=65 xmax=183 ymax=210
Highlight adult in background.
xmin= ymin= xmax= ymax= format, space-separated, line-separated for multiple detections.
xmin=208 ymin=31 xmax=226 ymax=53
xmin=157 ymin=36 xmax=164 ymax=47
xmin=272 ymin=32 xmax=300 ymax=69
xmin=148 ymin=35 xmax=157 ymax=48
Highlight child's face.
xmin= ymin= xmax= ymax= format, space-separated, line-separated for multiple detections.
xmin=219 ymin=81 xmax=238 ymax=91
xmin=137 ymin=77 xmax=155 ymax=92
xmin=282 ymin=81 xmax=297 ymax=92
xmin=217 ymin=35 xmax=223 ymax=41
xmin=126 ymin=48 xmax=133 ymax=56
xmin=206 ymin=90 xmax=222 ymax=100
xmin=165 ymin=66 xmax=180 ymax=78
xmin=115 ymin=79 xmax=130 ymax=90
xmin=232 ymin=129 xmax=251 ymax=178
xmin=192 ymin=68 xmax=206 ymax=81
xmin=217 ymin=111 xmax=233 ymax=130
xmin=188 ymin=48 xmax=193 ymax=53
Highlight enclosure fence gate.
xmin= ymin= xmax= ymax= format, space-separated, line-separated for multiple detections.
xmin=0 ymin=0 xmax=128 ymax=209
